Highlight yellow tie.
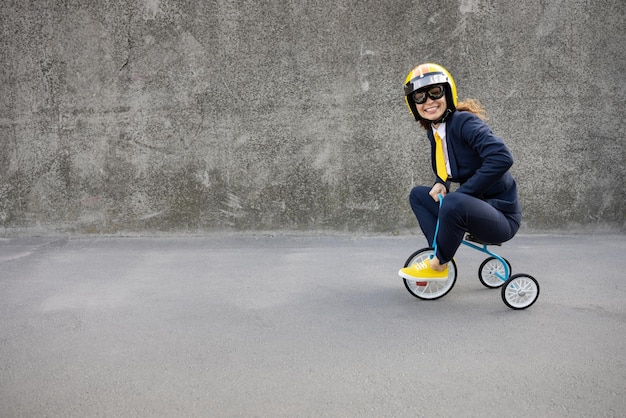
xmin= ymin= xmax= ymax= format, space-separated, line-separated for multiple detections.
xmin=434 ymin=131 xmax=448 ymax=181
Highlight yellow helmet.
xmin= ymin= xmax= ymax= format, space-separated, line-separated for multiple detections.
xmin=404 ymin=63 xmax=458 ymax=121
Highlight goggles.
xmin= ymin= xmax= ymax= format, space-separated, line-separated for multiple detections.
xmin=412 ymin=85 xmax=445 ymax=104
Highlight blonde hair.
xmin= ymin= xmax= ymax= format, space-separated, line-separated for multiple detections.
xmin=418 ymin=98 xmax=487 ymax=130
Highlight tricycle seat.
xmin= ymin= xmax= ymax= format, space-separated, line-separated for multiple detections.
xmin=464 ymin=234 xmax=502 ymax=246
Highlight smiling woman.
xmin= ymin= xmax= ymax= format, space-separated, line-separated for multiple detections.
xmin=399 ymin=63 xmax=522 ymax=281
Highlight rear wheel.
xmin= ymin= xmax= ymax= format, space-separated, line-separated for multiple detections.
xmin=478 ymin=256 xmax=511 ymax=288
xmin=402 ymin=248 xmax=457 ymax=300
xmin=502 ymin=273 xmax=540 ymax=310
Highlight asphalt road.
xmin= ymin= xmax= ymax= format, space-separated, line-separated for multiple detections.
xmin=1 ymin=233 xmax=625 ymax=417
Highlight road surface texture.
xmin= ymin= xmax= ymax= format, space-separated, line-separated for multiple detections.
xmin=1 ymin=233 xmax=625 ymax=417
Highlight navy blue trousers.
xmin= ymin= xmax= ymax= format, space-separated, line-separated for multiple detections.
xmin=409 ymin=186 xmax=520 ymax=264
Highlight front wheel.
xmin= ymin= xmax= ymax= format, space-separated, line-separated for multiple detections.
xmin=402 ymin=248 xmax=457 ymax=300
xmin=501 ymin=273 xmax=540 ymax=310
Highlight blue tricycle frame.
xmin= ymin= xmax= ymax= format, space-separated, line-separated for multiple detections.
xmin=402 ymin=195 xmax=540 ymax=310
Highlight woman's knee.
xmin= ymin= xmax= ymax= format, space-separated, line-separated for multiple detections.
xmin=409 ymin=186 xmax=431 ymax=207
xmin=439 ymin=192 xmax=466 ymax=218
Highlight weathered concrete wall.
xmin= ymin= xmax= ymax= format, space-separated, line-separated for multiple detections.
xmin=1 ymin=0 xmax=624 ymax=234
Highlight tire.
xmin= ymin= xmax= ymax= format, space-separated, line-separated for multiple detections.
xmin=501 ymin=273 xmax=540 ymax=310
xmin=402 ymin=248 xmax=457 ymax=300
xmin=478 ymin=256 xmax=511 ymax=289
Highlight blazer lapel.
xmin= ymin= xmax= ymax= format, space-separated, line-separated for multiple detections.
xmin=445 ymin=123 xmax=459 ymax=180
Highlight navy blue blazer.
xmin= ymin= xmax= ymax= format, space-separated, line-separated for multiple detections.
xmin=428 ymin=110 xmax=521 ymax=217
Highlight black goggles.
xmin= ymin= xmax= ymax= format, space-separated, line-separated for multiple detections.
xmin=412 ymin=85 xmax=445 ymax=104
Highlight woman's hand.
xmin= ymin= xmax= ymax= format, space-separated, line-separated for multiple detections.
xmin=429 ymin=183 xmax=447 ymax=202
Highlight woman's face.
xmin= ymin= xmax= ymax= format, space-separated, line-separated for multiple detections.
xmin=415 ymin=89 xmax=447 ymax=122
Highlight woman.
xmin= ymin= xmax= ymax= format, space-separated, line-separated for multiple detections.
xmin=398 ymin=63 xmax=521 ymax=280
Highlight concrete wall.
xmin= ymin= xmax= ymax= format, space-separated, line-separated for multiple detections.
xmin=1 ymin=0 xmax=624 ymax=235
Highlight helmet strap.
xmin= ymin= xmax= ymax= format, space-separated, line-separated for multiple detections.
xmin=431 ymin=108 xmax=453 ymax=125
